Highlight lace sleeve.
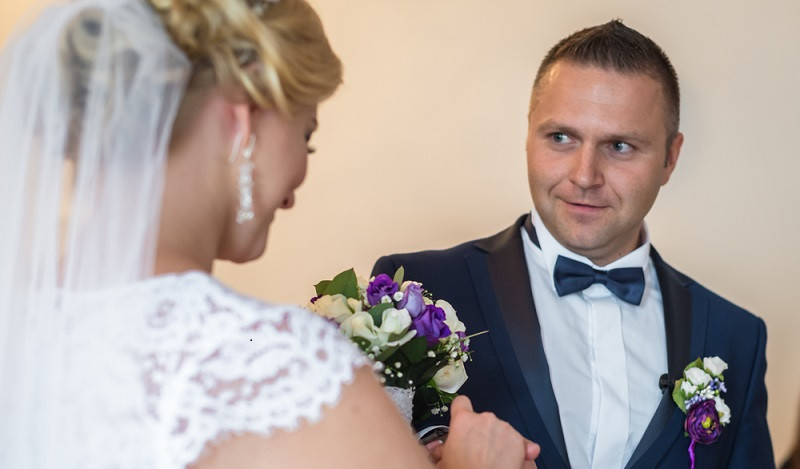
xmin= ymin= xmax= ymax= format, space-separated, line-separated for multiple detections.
xmin=142 ymin=286 xmax=371 ymax=468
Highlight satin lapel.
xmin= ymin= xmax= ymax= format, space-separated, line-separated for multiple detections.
xmin=469 ymin=215 xmax=570 ymax=468
xmin=626 ymin=247 xmax=698 ymax=468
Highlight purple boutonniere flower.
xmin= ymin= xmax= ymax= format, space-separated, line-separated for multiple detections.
xmin=672 ymin=356 xmax=730 ymax=469
xmin=684 ymin=399 xmax=721 ymax=445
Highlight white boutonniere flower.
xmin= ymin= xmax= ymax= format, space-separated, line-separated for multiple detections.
xmin=703 ymin=356 xmax=728 ymax=377
xmin=685 ymin=367 xmax=712 ymax=387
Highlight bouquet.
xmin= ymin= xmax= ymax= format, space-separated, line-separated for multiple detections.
xmin=307 ymin=267 xmax=476 ymax=422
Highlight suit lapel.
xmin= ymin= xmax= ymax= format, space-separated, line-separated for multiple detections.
xmin=626 ymin=247 xmax=701 ymax=468
xmin=469 ymin=215 xmax=570 ymax=468
xmin=466 ymin=216 xmax=705 ymax=467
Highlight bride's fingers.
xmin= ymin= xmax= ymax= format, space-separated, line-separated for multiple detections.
xmin=427 ymin=441 xmax=445 ymax=463
xmin=524 ymin=440 xmax=541 ymax=460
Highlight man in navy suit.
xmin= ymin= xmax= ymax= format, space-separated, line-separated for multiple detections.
xmin=373 ymin=20 xmax=773 ymax=468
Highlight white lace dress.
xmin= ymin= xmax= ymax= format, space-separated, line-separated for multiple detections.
xmin=53 ymin=271 xmax=369 ymax=468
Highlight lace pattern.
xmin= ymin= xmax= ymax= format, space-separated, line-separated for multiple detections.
xmin=61 ymin=271 xmax=369 ymax=468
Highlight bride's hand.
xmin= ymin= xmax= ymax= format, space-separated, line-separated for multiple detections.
xmin=434 ymin=395 xmax=540 ymax=469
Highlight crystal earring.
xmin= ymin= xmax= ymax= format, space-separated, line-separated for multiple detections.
xmin=235 ymin=133 xmax=256 ymax=224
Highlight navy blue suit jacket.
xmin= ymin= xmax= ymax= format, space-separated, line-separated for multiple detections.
xmin=373 ymin=215 xmax=773 ymax=468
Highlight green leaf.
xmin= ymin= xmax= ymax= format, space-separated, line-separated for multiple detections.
xmin=367 ymin=303 xmax=394 ymax=327
xmin=375 ymin=345 xmax=400 ymax=363
xmin=411 ymin=380 xmax=460 ymax=422
xmin=386 ymin=331 xmax=410 ymax=343
xmin=399 ymin=336 xmax=428 ymax=363
xmin=320 ymin=268 xmax=359 ymax=299
xmin=350 ymin=336 xmax=372 ymax=353
xmin=684 ymin=357 xmax=703 ymax=372
xmin=393 ymin=266 xmax=405 ymax=286
xmin=672 ymin=379 xmax=687 ymax=413
xmin=314 ymin=280 xmax=331 ymax=297
xmin=417 ymin=359 xmax=446 ymax=384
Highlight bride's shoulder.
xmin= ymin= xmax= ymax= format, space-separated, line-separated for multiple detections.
xmin=138 ymin=270 xmax=330 ymax=333
xmin=135 ymin=271 xmax=371 ymax=466
xmin=135 ymin=270 xmax=369 ymax=366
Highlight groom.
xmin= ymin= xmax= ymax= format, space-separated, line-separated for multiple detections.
xmin=373 ymin=20 xmax=773 ymax=468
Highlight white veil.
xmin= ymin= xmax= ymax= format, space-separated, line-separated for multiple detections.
xmin=0 ymin=0 xmax=190 ymax=464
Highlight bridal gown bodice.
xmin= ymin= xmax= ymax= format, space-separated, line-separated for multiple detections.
xmin=33 ymin=271 xmax=368 ymax=468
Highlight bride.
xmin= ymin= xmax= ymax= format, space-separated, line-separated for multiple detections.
xmin=0 ymin=0 xmax=538 ymax=467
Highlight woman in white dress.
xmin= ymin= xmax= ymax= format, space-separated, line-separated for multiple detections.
xmin=0 ymin=0 xmax=539 ymax=467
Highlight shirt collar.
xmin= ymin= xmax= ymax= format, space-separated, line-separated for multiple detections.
xmin=528 ymin=209 xmax=652 ymax=280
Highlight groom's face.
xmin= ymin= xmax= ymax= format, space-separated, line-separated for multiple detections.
xmin=525 ymin=61 xmax=682 ymax=266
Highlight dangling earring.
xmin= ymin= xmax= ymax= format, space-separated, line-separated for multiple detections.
xmin=233 ymin=133 xmax=256 ymax=224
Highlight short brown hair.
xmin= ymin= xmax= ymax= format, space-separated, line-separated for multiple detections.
xmin=531 ymin=20 xmax=680 ymax=140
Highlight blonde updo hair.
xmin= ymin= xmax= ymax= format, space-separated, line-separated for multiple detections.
xmin=149 ymin=0 xmax=342 ymax=115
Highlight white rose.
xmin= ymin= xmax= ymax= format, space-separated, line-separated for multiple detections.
xmin=680 ymin=380 xmax=698 ymax=396
xmin=308 ymin=294 xmax=352 ymax=324
xmin=380 ymin=308 xmax=412 ymax=335
xmin=685 ymin=367 xmax=712 ymax=387
xmin=381 ymin=330 xmax=417 ymax=348
xmin=377 ymin=308 xmax=416 ymax=347
xmin=357 ymin=276 xmax=369 ymax=291
xmin=703 ymin=356 xmax=728 ymax=377
xmin=340 ymin=311 xmax=378 ymax=342
xmin=436 ymin=299 xmax=466 ymax=334
xmin=714 ymin=396 xmax=731 ymax=425
xmin=347 ymin=298 xmax=363 ymax=313
xmin=433 ymin=361 xmax=468 ymax=394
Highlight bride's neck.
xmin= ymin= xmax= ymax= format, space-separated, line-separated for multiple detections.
xmin=153 ymin=250 xmax=211 ymax=276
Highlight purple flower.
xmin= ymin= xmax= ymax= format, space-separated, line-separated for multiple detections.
xmin=411 ymin=304 xmax=451 ymax=347
xmin=456 ymin=331 xmax=469 ymax=352
xmin=397 ymin=282 xmax=425 ymax=318
xmin=366 ymin=274 xmax=398 ymax=306
xmin=684 ymin=399 xmax=721 ymax=445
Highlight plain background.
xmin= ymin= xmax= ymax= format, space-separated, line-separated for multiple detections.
xmin=3 ymin=0 xmax=798 ymax=463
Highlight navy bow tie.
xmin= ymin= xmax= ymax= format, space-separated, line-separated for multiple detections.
xmin=553 ymin=255 xmax=645 ymax=305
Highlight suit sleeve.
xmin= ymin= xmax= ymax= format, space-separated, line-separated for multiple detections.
xmin=371 ymin=255 xmax=400 ymax=278
xmin=726 ymin=317 xmax=775 ymax=468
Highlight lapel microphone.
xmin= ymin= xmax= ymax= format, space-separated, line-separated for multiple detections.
xmin=658 ymin=373 xmax=674 ymax=393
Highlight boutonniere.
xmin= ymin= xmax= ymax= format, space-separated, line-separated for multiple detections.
xmin=672 ymin=356 xmax=731 ymax=469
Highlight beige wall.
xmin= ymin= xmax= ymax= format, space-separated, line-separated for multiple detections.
xmin=4 ymin=0 xmax=798 ymax=462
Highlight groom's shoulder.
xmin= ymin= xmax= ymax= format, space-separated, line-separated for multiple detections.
xmin=691 ymin=278 xmax=766 ymax=333
xmin=374 ymin=217 xmax=522 ymax=273
xmin=373 ymin=238 xmax=482 ymax=276
xmin=657 ymin=254 xmax=764 ymax=330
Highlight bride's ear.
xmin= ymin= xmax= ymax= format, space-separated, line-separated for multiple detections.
xmin=227 ymin=102 xmax=254 ymax=163
xmin=230 ymin=103 xmax=253 ymax=139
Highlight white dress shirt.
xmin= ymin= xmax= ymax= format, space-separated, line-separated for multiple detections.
xmin=521 ymin=210 xmax=667 ymax=468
